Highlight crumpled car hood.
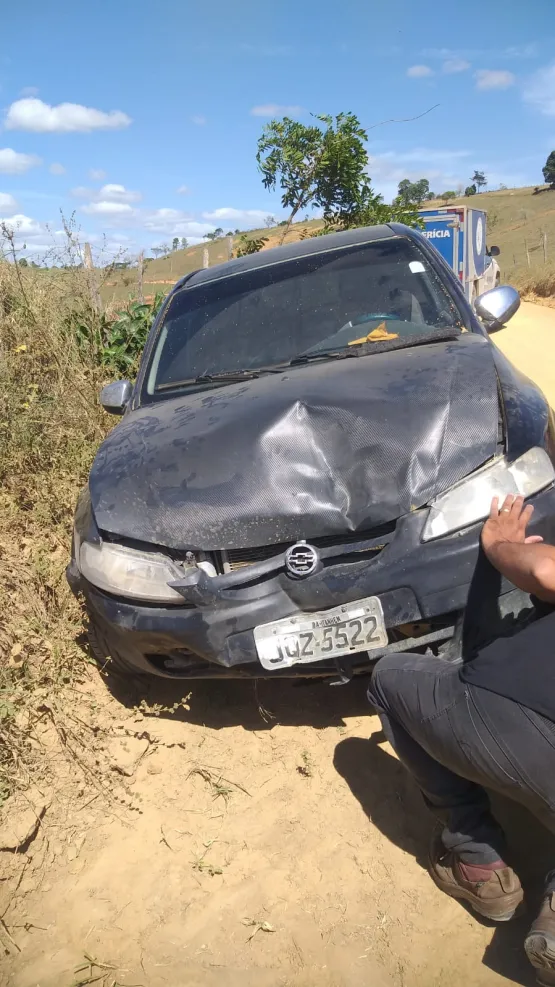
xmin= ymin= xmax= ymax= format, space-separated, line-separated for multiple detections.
xmin=90 ymin=335 xmax=499 ymax=551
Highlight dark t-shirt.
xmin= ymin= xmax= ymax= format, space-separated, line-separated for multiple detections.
xmin=460 ymin=610 xmax=555 ymax=721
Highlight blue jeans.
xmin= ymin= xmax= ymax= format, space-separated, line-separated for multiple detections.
xmin=367 ymin=653 xmax=555 ymax=892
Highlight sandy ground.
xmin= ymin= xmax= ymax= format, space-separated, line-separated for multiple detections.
xmin=2 ymin=303 xmax=555 ymax=987
xmin=494 ymin=301 xmax=555 ymax=406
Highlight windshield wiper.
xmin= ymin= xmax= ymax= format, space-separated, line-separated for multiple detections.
xmin=288 ymin=349 xmax=357 ymax=366
xmin=156 ymin=370 xmax=260 ymax=391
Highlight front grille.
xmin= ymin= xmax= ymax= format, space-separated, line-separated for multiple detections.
xmin=226 ymin=543 xmax=284 ymax=571
xmin=218 ymin=522 xmax=396 ymax=572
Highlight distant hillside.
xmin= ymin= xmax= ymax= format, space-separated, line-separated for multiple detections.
xmin=100 ymin=185 xmax=555 ymax=306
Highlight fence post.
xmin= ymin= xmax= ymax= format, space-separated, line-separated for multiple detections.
xmin=83 ymin=242 xmax=101 ymax=312
xmin=543 ymin=232 xmax=548 ymax=264
xmin=137 ymin=251 xmax=144 ymax=303
xmin=202 ymin=247 xmax=209 ymax=269
xmin=227 ymin=235 xmax=234 ymax=261
xmin=524 ymin=239 xmax=531 ymax=268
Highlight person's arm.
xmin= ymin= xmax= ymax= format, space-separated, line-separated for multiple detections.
xmin=481 ymin=494 xmax=555 ymax=603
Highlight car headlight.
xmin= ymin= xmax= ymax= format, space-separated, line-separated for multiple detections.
xmin=79 ymin=541 xmax=187 ymax=603
xmin=422 ymin=447 xmax=555 ymax=542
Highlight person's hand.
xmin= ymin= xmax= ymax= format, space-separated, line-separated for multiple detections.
xmin=481 ymin=494 xmax=543 ymax=558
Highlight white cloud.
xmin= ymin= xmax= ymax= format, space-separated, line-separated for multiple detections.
xmin=98 ymin=183 xmax=141 ymax=203
xmin=406 ymin=65 xmax=434 ymax=78
xmin=474 ymin=69 xmax=515 ymax=90
xmin=0 ymin=213 xmax=43 ymax=236
xmin=177 ymin=184 xmax=190 ymax=194
xmin=88 ymin=168 xmax=107 ymax=180
xmin=19 ymin=86 xmax=39 ymax=97
xmin=442 ymin=58 xmax=470 ymax=74
xmin=0 ymin=193 xmax=17 ymax=215
xmin=191 ymin=114 xmax=207 ymax=126
xmin=82 ymin=201 xmax=135 ymax=216
xmin=0 ymin=147 xmax=41 ymax=174
xmin=5 ymin=98 xmax=132 ymax=133
xmin=202 ymin=207 xmax=269 ymax=225
xmin=49 ymin=162 xmax=66 ymax=175
xmin=73 ymin=183 xmax=141 ymax=205
xmin=250 ymin=103 xmax=304 ymax=117
xmin=523 ymin=63 xmax=555 ymax=116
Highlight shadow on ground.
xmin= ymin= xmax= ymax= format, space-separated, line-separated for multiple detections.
xmin=334 ymin=733 xmax=554 ymax=987
xmin=99 ymin=661 xmax=371 ymax=730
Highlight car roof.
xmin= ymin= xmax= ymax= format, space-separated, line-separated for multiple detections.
xmin=176 ymin=223 xmax=402 ymax=291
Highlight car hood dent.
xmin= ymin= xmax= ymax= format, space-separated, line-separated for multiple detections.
xmin=90 ymin=335 xmax=499 ymax=550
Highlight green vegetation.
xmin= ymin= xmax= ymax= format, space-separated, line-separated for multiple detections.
xmin=472 ymin=170 xmax=487 ymax=191
xmin=543 ymin=151 xmax=555 ymax=189
xmin=256 ymin=111 xmax=421 ymax=244
xmin=395 ymin=178 xmax=433 ymax=206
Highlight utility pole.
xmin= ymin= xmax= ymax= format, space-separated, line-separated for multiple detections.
xmin=137 ymin=251 xmax=144 ymax=303
xmin=202 ymin=247 xmax=209 ymax=269
xmin=83 ymin=242 xmax=101 ymax=312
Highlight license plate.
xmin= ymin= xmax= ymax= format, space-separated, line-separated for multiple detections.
xmin=254 ymin=596 xmax=388 ymax=671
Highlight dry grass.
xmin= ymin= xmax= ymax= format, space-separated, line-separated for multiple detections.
xmin=0 ymin=256 xmax=108 ymax=805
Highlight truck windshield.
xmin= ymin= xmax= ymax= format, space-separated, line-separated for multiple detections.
xmin=144 ymin=235 xmax=462 ymax=399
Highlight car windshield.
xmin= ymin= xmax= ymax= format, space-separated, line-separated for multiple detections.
xmin=144 ymin=235 xmax=463 ymax=398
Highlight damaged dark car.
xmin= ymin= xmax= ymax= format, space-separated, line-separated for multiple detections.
xmin=67 ymin=224 xmax=555 ymax=679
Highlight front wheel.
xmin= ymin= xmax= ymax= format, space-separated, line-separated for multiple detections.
xmin=87 ymin=612 xmax=144 ymax=677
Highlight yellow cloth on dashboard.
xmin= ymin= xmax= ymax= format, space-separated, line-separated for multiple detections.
xmin=348 ymin=321 xmax=399 ymax=345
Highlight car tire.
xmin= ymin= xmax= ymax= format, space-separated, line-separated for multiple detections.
xmin=87 ymin=612 xmax=144 ymax=677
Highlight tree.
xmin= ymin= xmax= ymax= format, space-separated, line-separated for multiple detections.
xmin=396 ymin=179 xmax=413 ymax=207
xmin=396 ymin=177 xmax=430 ymax=206
xmin=203 ymin=227 xmax=224 ymax=241
xmin=180 ymin=237 xmax=188 ymax=249
xmin=18 ymin=256 xmax=28 ymax=267
xmin=472 ymin=170 xmax=487 ymax=191
xmin=257 ymin=112 xmax=371 ymax=244
xmin=264 ymin=215 xmax=276 ymax=227
xmin=172 ymin=237 xmax=179 ymax=251
xmin=542 ymin=151 xmax=555 ymax=189
xmin=439 ymin=190 xmax=457 ymax=203
xmin=151 ymin=246 xmax=166 ymax=259
xmin=465 ymin=184 xmax=477 ymax=196
xmin=235 ymin=233 xmax=269 ymax=257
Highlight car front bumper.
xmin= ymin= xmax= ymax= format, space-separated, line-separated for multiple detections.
xmin=67 ymin=486 xmax=555 ymax=678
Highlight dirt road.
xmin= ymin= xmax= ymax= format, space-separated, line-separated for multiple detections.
xmin=494 ymin=300 xmax=555 ymax=405
xmin=3 ymin=303 xmax=554 ymax=987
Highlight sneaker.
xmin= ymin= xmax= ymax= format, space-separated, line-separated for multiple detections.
xmin=428 ymin=830 xmax=524 ymax=922
xmin=525 ymin=893 xmax=555 ymax=986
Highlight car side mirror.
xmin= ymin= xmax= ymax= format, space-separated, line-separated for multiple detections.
xmin=488 ymin=245 xmax=500 ymax=257
xmin=100 ymin=380 xmax=133 ymax=415
xmin=474 ymin=285 xmax=520 ymax=331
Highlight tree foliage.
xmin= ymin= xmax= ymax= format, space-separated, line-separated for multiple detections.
xmin=204 ymin=227 xmax=224 ymax=241
xmin=257 ymin=112 xmax=373 ymax=242
xmin=396 ymin=177 xmax=431 ymax=206
xmin=235 ymin=233 xmax=269 ymax=257
xmin=256 ymin=110 xmax=423 ymax=240
xmin=472 ymin=170 xmax=487 ymax=191
xmin=465 ymin=184 xmax=477 ymax=196
xmin=543 ymin=151 xmax=555 ymax=188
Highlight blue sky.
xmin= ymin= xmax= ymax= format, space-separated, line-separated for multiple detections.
xmin=1 ymin=0 xmax=554 ymax=259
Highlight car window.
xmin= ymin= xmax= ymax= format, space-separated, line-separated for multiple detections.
xmin=145 ymin=235 xmax=462 ymax=398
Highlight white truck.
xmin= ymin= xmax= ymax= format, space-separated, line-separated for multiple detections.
xmin=419 ymin=205 xmax=500 ymax=304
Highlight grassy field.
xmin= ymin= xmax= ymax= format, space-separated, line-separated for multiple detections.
xmin=100 ymin=185 xmax=555 ymax=307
